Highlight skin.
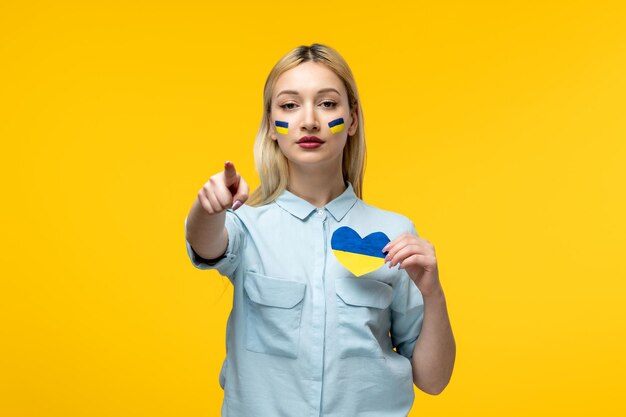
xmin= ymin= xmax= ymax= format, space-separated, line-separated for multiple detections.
xmin=186 ymin=60 xmax=455 ymax=395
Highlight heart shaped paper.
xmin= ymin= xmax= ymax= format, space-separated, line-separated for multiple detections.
xmin=331 ymin=226 xmax=390 ymax=277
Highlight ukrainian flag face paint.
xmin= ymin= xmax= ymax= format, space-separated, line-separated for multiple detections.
xmin=275 ymin=120 xmax=289 ymax=135
xmin=328 ymin=117 xmax=345 ymax=134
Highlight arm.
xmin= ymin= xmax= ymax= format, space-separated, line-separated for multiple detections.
xmin=186 ymin=198 xmax=228 ymax=260
xmin=410 ymin=283 xmax=455 ymax=395
xmin=384 ymin=226 xmax=456 ymax=395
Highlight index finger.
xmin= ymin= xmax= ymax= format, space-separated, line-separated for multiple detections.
xmin=382 ymin=233 xmax=410 ymax=254
xmin=223 ymin=160 xmax=240 ymax=193
xmin=224 ymin=160 xmax=237 ymax=178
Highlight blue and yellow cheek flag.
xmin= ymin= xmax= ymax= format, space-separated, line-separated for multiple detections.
xmin=331 ymin=226 xmax=390 ymax=277
xmin=328 ymin=117 xmax=345 ymax=134
xmin=275 ymin=120 xmax=289 ymax=134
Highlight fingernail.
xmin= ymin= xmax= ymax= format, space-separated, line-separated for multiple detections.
xmin=232 ymin=200 xmax=242 ymax=210
xmin=382 ymin=244 xmax=389 ymax=252
xmin=384 ymin=254 xmax=390 ymax=262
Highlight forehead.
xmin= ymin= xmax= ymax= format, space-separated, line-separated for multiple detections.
xmin=273 ymin=61 xmax=346 ymax=97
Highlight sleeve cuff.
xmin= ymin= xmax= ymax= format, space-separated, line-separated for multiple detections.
xmin=390 ymin=262 xmax=425 ymax=360
xmin=187 ymin=242 xmax=227 ymax=266
xmin=184 ymin=210 xmax=243 ymax=277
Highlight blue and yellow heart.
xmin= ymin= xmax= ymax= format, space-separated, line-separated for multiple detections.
xmin=331 ymin=226 xmax=390 ymax=277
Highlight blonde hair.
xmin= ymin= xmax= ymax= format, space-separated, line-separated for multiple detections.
xmin=246 ymin=43 xmax=366 ymax=207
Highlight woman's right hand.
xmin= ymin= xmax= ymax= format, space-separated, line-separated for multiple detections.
xmin=197 ymin=160 xmax=249 ymax=214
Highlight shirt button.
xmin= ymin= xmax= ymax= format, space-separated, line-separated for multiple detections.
xmin=317 ymin=209 xmax=324 ymax=216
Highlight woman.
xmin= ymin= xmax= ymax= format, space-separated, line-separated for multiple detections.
xmin=185 ymin=43 xmax=455 ymax=416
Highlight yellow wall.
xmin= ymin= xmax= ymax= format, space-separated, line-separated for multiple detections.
xmin=2 ymin=1 xmax=624 ymax=415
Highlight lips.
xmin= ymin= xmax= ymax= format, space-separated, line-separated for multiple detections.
xmin=297 ymin=136 xmax=323 ymax=143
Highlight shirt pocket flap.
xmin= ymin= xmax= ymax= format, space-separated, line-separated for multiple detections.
xmin=244 ymin=271 xmax=306 ymax=309
xmin=335 ymin=278 xmax=393 ymax=309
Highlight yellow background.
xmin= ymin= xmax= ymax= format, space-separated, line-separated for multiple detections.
xmin=2 ymin=1 xmax=625 ymax=415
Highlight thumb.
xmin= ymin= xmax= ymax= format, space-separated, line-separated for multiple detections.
xmin=231 ymin=177 xmax=249 ymax=211
xmin=223 ymin=160 xmax=240 ymax=193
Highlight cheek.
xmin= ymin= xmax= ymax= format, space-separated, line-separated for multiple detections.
xmin=274 ymin=119 xmax=289 ymax=135
xmin=327 ymin=117 xmax=346 ymax=135
xmin=272 ymin=110 xmax=299 ymax=135
xmin=272 ymin=110 xmax=291 ymax=131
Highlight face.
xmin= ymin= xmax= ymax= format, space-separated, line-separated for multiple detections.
xmin=270 ymin=61 xmax=358 ymax=169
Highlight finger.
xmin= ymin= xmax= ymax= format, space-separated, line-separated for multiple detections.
xmin=231 ymin=177 xmax=250 ymax=210
xmin=223 ymin=160 xmax=240 ymax=191
xmin=197 ymin=188 xmax=217 ymax=214
xmin=383 ymin=234 xmax=417 ymax=260
xmin=399 ymin=254 xmax=438 ymax=271
xmin=382 ymin=233 xmax=412 ymax=255
xmin=206 ymin=188 xmax=227 ymax=212
xmin=211 ymin=180 xmax=236 ymax=209
xmin=398 ymin=254 xmax=429 ymax=270
xmin=397 ymin=240 xmax=435 ymax=262
xmin=199 ymin=187 xmax=223 ymax=213
xmin=384 ymin=235 xmax=433 ymax=258
xmin=388 ymin=243 xmax=425 ymax=268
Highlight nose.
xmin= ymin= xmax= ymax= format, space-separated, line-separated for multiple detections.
xmin=300 ymin=104 xmax=320 ymax=132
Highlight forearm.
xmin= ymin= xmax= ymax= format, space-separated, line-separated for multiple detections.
xmin=410 ymin=284 xmax=456 ymax=395
xmin=185 ymin=198 xmax=228 ymax=260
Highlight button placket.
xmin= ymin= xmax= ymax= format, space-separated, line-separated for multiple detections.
xmin=307 ymin=205 xmax=327 ymax=403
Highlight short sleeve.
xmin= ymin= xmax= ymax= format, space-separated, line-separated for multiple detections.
xmin=184 ymin=209 xmax=246 ymax=280
xmin=390 ymin=221 xmax=425 ymax=360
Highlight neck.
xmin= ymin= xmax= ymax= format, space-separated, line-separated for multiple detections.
xmin=286 ymin=159 xmax=346 ymax=208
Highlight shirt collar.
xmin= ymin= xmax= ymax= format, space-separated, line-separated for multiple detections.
xmin=274 ymin=181 xmax=358 ymax=222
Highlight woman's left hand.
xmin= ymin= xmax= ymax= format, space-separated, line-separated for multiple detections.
xmin=382 ymin=234 xmax=441 ymax=297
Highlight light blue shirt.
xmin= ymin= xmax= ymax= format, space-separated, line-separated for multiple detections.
xmin=185 ymin=181 xmax=424 ymax=416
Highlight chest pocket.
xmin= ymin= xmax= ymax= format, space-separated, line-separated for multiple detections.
xmin=243 ymin=271 xmax=306 ymax=359
xmin=335 ymin=277 xmax=393 ymax=358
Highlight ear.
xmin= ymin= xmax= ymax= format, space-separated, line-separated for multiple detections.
xmin=347 ymin=105 xmax=358 ymax=136
xmin=271 ymin=132 xmax=277 ymax=141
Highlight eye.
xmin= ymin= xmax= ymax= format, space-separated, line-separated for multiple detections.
xmin=280 ymin=102 xmax=297 ymax=110
xmin=320 ymin=101 xmax=337 ymax=108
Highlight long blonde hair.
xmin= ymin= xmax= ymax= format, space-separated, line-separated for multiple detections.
xmin=246 ymin=43 xmax=366 ymax=207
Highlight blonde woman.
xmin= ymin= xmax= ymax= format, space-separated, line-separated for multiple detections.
xmin=185 ymin=43 xmax=455 ymax=416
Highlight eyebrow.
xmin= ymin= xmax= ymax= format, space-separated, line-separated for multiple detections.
xmin=277 ymin=88 xmax=342 ymax=98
